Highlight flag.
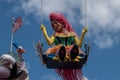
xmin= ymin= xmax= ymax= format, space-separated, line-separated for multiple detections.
xmin=12 ymin=17 xmax=22 ymax=33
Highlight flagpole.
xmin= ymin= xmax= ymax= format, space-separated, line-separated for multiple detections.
xmin=10 ymin=17 xmax=14 ymax=53
xmin=10 ymin=32 xmax=14 ymax=53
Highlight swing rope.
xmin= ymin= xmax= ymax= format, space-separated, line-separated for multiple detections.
xmin=41 ymin=0 xmax=44 ymax=24
xmin=41 ymin=0 xmax=44 ymax=46
xmin=85 ymin=0 xmax=87 ymax=27
xmin=84 ymin=0 xmax=89 ymax=46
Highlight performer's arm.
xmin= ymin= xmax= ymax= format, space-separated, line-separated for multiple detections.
xmin=79 ymin=27 xmax=88 ymax=48
xmin=40 ymin=24 xmax=55 ymax=45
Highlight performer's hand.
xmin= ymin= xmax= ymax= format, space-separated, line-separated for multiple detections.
xmin=82 ymin=27 xmax=88 ymax=33
xmin=40 ymin=24 xmax=46 ymax=32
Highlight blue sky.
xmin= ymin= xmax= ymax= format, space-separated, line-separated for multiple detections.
xmin=0 ymin=0 xmax=120 ymax=80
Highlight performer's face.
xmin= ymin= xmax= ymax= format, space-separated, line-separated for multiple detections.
xmin=51 ymin=21 xmax=63 ymax=32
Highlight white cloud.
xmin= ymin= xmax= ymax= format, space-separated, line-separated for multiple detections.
xmin=84 ymin=0 xmax=120 ymax=48
xmin=94 ymin=34 xmax=113 ymax=48
xmin=83 ymin=76 xmax=89 ymax=80
xmin=15 ymin=0 xmax=120 ymax=48
xmin=1 ymin=0 xmax=15 ymax=2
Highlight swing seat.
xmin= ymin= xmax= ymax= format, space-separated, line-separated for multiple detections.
xmin=42 ymin=54 xmax=88 ymax=69
xmin=35 ymin=41 xmax=90 ymax=69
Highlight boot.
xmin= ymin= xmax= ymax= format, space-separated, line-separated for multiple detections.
xmin=70 ymin=45 xmax=79 ymax=62
xmin=58 ymin=46 xmax=66 ymax=62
